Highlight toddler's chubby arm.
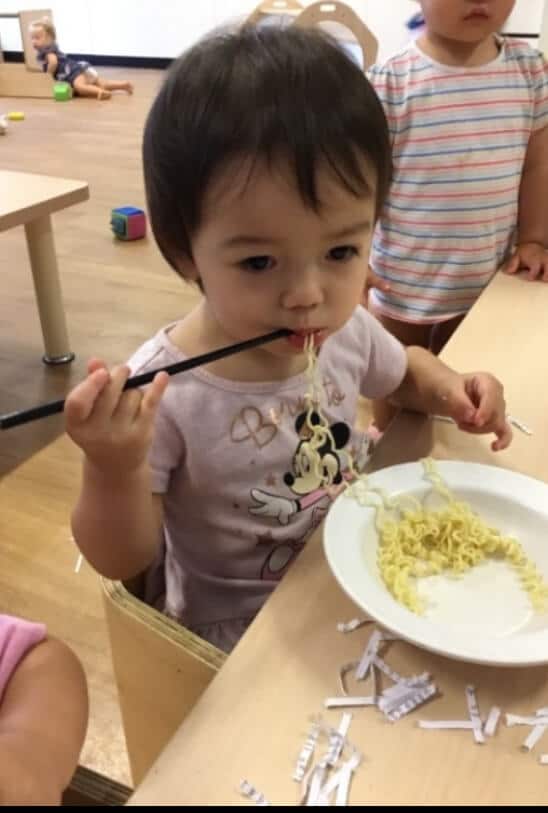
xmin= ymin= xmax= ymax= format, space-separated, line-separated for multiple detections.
xmin=66 ymin=359 xmax=168 ymax=580
xmin=0 ymin=637 xmax=88 ymax=804
xmin=45 ymin=51 xmax=58 ymax=76
xmin=503 ymin=125 xmax=548 ymax=282
xmin=390 ymin=346 xmax=512 ymax=452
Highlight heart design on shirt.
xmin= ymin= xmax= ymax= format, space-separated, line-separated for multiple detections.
xmin=230 ymin=406 xmax=278 ymax=449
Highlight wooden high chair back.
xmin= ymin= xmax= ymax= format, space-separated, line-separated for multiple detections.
xmin=101 ymin=577 xmax=226 ymax=786
xmin=246 ymin=0 xmax=303 ymax=26
xmin=293 ymin=1 xmax=378 ymax=69
xmin=16 ymin=9 xmax=53 ymax=70
xmin=0 ymin=9 xmax=54 ymax=97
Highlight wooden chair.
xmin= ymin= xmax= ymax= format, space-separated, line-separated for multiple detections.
xmin=293 ymin=1 xmax=378 ymax=69
xmin=101 ymin=577 xmax=226 ymax=786
xmin=246 ymin=0 xmax=303 ymax=26
xmin=0 ymin=9 xmax=53 ymax=97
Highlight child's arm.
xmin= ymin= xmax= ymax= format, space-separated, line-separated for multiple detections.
xmin=45 ymin=51 xmax=58 ymax=76
xmin=390 ymin=346 xmax=512 ymax=451
xmin=73 ymin=460 xmax=165 ymax=580
xmin=66 ymin=361 xmax=169 ymax=581
xmin=0 ymin=637 xmax=88 ymax=804
xmin=503 ymin=125 xmax=548 ymax=281
xmin=364 ymin=264 xmax=391 ymax=302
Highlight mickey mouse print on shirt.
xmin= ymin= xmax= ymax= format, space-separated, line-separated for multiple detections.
xmin=248 ymin=408 xmax=371 ymax=580
xmin=250 ymin=410 xmax=351 ymax=526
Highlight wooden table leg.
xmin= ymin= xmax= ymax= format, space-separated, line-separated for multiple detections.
xmin=24 ymin=214 xmax=75 ymax=364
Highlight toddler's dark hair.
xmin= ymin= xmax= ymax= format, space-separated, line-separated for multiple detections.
xmin=143 ymin=24 xmax=392 ymax=277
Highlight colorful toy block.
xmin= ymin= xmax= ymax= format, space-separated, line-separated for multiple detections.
xmin=110 ymin=206 xmax=147 ymax=241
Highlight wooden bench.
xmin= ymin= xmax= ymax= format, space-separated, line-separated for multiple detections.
xmin=102 ymin=577 xmax=226 ymax=785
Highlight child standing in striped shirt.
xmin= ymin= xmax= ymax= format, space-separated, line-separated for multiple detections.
xmin=368 ymin=0 xmax=548 ymax=432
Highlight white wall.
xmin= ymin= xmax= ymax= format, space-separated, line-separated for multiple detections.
xmin=542 ymin=0 xmax=548 ymax=51
xmin=504 ymin=0 xmax=543 ymax=32
xmin=0 ymin=0 xmax=544 ymax=60
xmin=0 ymin=0 xmax=93 ymax=52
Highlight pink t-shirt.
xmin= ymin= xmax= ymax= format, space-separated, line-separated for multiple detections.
xmin=0 ymin=615 xmax=46 ymax=701
xmin=129 ymin=307 xmax=407 ymax=651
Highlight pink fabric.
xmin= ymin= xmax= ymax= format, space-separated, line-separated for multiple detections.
xmin=0 ymin=615 xmax=47 ymax=701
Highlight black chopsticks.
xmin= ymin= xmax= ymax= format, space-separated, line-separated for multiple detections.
xmin=0 ymin=328 xmax=291 ymax=430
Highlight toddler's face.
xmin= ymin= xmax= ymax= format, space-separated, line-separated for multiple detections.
xmin=418 ymin=1 xmax=516 ymax=43
xmin=30 ymin=26 xmax=53 ymax=51
xmin=183 ymin=157 xmax=377 ymax=364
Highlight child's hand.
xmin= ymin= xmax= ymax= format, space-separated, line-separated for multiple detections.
xmin=441 ymin=372 xmax=512 ymax=452
xmin=502 ymin=242 xmax=548 ymax=282
xmin=65 ymin=359 xmax=169 ymax=476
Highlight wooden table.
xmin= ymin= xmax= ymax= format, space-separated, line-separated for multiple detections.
xmin=130 ymin=273 xmax=548 ymax=805
xmin=0 ymin=170 xmax=89 ymax=363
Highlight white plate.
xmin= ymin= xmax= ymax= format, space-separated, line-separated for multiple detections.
xmin=323 ymin=461 xmax=548 ymax=666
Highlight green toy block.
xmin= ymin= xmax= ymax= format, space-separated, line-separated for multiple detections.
xmin=53 ymin=82 xmax=73 ymax=102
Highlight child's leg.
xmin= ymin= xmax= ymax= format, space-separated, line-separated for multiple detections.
xmin=369 ymin=301 xmax=432 ymax=433
xmin=72 ymin=74 xmax=111 ymax=100
xmin=98 ymin=78 xmax=134 ymax=94
xmin=430 ymin=313 xmax=465 ymax=355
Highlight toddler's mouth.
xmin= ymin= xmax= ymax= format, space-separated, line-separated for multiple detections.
xmin=464 ymin=6 xmax=490 ymax=21
xmin=286 ymin=329 xmax=327 ymax=351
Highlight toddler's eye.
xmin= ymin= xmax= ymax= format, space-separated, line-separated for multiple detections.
xmin=240 ymin=256 xmax=275 ymax=272
xmin=327 ymin=246 xmax=358 ymax=262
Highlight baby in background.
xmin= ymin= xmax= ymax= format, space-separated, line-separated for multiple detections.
xmin=30 ymin=17 xmax=133 ymax=100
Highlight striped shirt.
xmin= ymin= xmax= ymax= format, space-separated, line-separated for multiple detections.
xmin=368 ymin=38 xmax=548 ymax=324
